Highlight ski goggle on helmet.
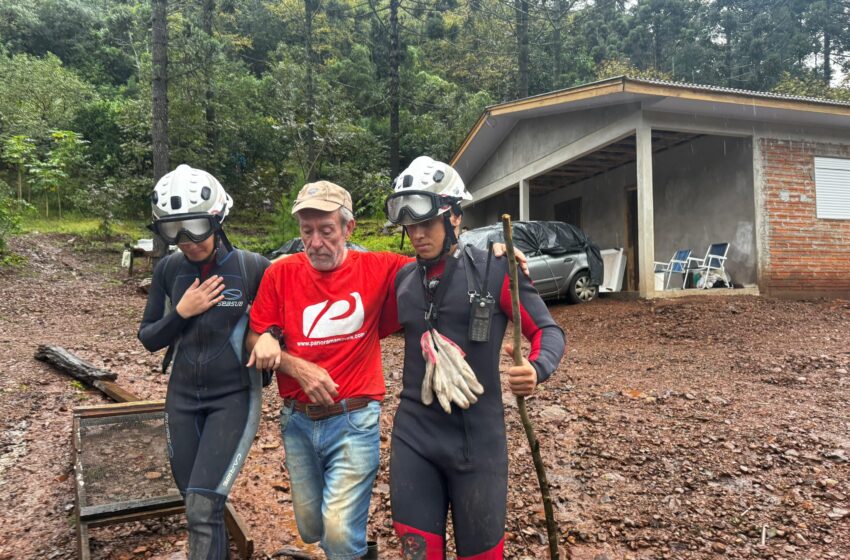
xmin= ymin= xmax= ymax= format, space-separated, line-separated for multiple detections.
xmin=385 ymin=156 xmax=472 ymax=226
xmin=150 ymin=213 xmax=220 ymax=244
xmin=385 ymin=190 xmax=456 ymax=226
xmin=149 ymin=164 xmax=232 ymax=244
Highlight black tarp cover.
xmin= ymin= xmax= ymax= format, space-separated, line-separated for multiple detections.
xmin=460 ymin=221 xmax=604 ymax=285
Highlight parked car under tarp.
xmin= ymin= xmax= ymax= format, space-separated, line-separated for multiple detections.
xmin=461 ymin=221 xmax=603 ymax=303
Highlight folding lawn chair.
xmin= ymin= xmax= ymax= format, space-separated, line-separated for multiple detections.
xmin=687 ymin=242 xmax=730 ymax=289
xmin=653 ymin=249 xmax=692 ymax=289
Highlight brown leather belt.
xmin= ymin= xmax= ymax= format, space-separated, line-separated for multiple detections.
xmin=283 ymin=397 xmax=373 ymax=421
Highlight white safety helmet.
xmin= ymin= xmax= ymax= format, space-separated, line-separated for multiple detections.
xmin=392 ymin=156 xmax=471 ymax=200
xmin=386 ymin=156 xmax=472 ymax=226
xmin=150 ymin=164 xmax=232 ymax=221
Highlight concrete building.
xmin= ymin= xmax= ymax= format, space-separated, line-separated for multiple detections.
xmin=451 ymin=76 xmax=850 ymax=298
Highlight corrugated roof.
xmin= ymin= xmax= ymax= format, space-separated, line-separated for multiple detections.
xmin=483 ymin=75 xmax=850 ymax=111
xmin=452 ymin=76 xmax=850 ymax=168
xmin=625 ymin=76 xmax=850 ymax=108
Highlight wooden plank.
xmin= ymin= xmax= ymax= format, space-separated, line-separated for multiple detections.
xmin=490 ymin=81 xmax=625 ymax=116
xmin=93 ymin=380 xmax=142 ymax=403
xmin=225 ymin=502 xmax=254 ymax=559
xmin=77 ymin=521 xmax=91 ymax=560
xmin=73 ymin=417 xmax=89 ymax=509
xmin=81 ymin=495 xmax=184 ymax=522
xmin=624 ymin=80 xmax=850 ymax=116
xmin=74 ymin=400 xmax=164 ymax=419
xmin=86 ymin=505 xmax=185 ymax=529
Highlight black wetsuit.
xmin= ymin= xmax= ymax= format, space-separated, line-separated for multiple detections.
xmin=390 ymin=245 xmax=565 ymax=559
xmin=138 ymin=239 xmax=268 ymax=560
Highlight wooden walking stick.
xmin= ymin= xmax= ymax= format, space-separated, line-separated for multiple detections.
xmin=501 ymin=214 xmax=560 ymax=559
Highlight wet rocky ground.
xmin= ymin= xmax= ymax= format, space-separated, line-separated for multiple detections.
xmin=0 ymin=233 xmax=848 ymax=559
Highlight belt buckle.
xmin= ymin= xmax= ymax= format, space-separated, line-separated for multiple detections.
xmin=305 ymin=403 xmax=325 ymax=419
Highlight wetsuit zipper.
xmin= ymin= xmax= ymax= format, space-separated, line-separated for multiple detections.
xmin=194 ymin=263 xmax=207 ymax=389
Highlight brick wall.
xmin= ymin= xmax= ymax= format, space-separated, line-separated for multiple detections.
xmin=760 ymin=138 xmax=850 ymax=297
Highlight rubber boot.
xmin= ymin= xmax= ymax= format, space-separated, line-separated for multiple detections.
xmin=361 ymin=540 xmax=378 ymax=559
xmin=185 ymin=490 xmax=229 ymax=560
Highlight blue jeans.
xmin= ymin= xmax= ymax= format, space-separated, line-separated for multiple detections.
xmin=280 ymin=400 xmax=381 ymax=560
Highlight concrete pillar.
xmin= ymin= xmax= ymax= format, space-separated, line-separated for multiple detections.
xmin=751 ymin=134 xmax=766 ymax=293
xmin=519 ymin=178 xmax=530 ymax=221
xmin=636 ymin=121 xmax=656 ymax=297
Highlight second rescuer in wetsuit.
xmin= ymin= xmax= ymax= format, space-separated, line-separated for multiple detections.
xmin=383 ymin=157 xmax=566 ymax=559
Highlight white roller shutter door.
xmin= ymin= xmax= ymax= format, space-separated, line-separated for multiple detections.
xmin=815 ymin=156 xmax=850 ymax=219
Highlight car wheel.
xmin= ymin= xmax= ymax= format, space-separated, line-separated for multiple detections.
xmin=568 ymin=271 xmax=597 ymax=304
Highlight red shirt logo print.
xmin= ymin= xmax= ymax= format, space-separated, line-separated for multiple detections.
xmin=302 ymin=292 xmax=365 ymax=339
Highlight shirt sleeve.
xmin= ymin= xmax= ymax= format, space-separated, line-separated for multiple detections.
xmin=249 ymin=252 xmax=271 ymax=301
xmin=249 ymin=261 xmax=282 ymax=335
xmin=137 ymin=256 xmax=189 ymax=352
xmin=497 ymin=259 xmax=566 ymax=383
xmin=378 ymin=253 xmax=414 ymax=338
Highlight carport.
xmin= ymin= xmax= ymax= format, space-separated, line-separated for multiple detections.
xmin=452 ymin=76 xmax=850 ymax=298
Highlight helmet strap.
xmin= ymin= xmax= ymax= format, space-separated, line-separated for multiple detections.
xmin=401 ymin=211 xmax=460 ymax=267
xmin=215 ymin=227 xmax=233 ymax=255
xmin=441 ymin=211 xmax=457 ymax=255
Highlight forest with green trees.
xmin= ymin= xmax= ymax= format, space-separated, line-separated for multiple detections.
xmin=0 ymin=0 xmax=849 ymax=256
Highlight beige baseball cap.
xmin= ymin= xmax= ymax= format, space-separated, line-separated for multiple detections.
xmin=291 ymin=181 xmax=353 ymax=215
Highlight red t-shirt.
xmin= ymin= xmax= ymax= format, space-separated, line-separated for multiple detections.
xmin=249 ymin=250 xmax=411 ymax=402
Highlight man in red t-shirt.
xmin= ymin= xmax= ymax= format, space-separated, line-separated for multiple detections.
xmin=247 ymin=181 xmax=408 ymax=560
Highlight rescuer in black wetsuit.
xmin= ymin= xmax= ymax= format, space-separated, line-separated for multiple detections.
xmin=384 ymin=157 xmax=566 ymax=559
xmin=138 ymin=164 xmax=269 ymax=560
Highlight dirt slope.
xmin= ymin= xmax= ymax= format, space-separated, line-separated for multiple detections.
xmin=0 ymin=234 xmax=848 ymax=559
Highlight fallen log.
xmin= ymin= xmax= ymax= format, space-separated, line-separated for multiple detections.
xmin=35 ymin=345 xmax=118 ymax=382
xmin=34 ymin=344 xmax=137 ymax=402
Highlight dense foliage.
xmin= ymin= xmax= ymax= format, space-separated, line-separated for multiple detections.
xmin=0 ymin=0 xmax=848 ymax=251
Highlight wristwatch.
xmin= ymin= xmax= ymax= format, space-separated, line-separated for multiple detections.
xmin=264 ymin=325 xmax=285 ymax=348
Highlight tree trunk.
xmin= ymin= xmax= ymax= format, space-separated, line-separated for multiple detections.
xmin=203 ymin=0 xmax=217 ymax=157
xmin=824 ymin=31 xmax=831 ymax=84
xmin=515 ymin=0 xmax=529 ymax=98
xmin=823 ymin=0 xmax=832 ymax=84
xmin=151 ymin=0 xmax=170 ymax=183
xmin=551 ymin=0 xmax=566 ymax=88
xmin=16 ymin=165 xmax=22 ymax=200
xmin=389 ymin=0 xmax=400 ymax=179
xmin=724 ymin=17 xmax=733 ymax=88
xmin=304 ymin=0 xmax=317 ymax=181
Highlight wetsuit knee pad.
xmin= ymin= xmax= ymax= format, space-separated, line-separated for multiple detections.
xmin=393 ymin=522 xmax=445 ymax=560
xmin=185 ymin=490 xmax=229 ymax=560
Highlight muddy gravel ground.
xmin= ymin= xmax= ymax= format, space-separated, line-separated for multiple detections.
xmin=0 ymin=233 xmax=848 ymax=560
